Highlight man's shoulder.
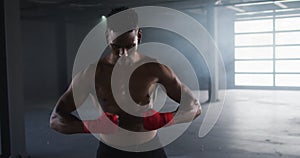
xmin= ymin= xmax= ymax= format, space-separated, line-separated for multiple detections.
xmin=138 ymin=53 xmax=164 ymax=67
xmin=73 ymin=63 xmax=97 ymax=81
xmin=137 ymin=54 xmax=171 ymax=76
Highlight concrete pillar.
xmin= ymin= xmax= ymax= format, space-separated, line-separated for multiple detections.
xmin=55 ymin=15 xmax=68 ymax=96
xmin=207 ymin=4 xmax=219 ymax=102
xmin=0 ymin=1 xmax=11 ymax=157
xmin=2 ymin=0 xmax=29 ymax=157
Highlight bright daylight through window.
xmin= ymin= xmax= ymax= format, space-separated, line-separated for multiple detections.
xmin=234 ymin=4 xmax=300 ymax=87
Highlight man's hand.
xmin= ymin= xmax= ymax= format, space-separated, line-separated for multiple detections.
xmin=142 ymin=109 xmax=174 ymax=131
xmin=83 ymin=112 xmax=119 ymax=134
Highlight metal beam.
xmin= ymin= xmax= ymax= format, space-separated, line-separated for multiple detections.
xmin=214 ymin=0 xmax=275 ymax=7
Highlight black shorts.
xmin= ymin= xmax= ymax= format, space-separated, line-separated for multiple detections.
xmin=96 ymin=136 xmax=167 ymax=158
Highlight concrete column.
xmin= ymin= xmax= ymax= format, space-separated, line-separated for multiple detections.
xmin=55 ymin=15 xmax=68 ymax=96
xmin=0 ymin=0 xmax=11 ymax=157
xmin=3 ymin=0 xmax=29 ymax=157
xmin=207 ymin=4 xmax=219 ymax=102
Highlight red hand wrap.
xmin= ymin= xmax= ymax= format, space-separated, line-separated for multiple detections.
xmin=143 ymin=109 xmax=174 ymax=130
xmin=83 ymin=112 xmax=119 ymax=134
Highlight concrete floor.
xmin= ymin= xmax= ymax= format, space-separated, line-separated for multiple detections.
xmin=24 ymin=90 xmax=300 ymax=158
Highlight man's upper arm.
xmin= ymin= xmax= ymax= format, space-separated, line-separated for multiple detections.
xmin=154 ymin=63 xmax=201 ymax=123
xmin=55 ymin=64 xmax=95 ymax=114
xmin=155 ymin=64 xmax=183 ymax=103
xmin=155 ymin=63 xmax=197 ymax=104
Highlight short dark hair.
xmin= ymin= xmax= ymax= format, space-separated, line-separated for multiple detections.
xmin=107 ymin=6 xmax=129 ymax=17
xmin=106 ymin=7 xmax=138 ymax=32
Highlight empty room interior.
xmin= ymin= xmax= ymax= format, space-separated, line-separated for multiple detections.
xmin=1 ymin=0 xmax=300 ymax=158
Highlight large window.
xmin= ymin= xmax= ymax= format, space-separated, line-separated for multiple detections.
xmin=234 ymin=13 xmax=300 ymax=87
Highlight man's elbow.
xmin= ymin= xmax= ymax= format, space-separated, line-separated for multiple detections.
xmin=49 ymin=120 xmax=59 ymax=132
xmin=174 ymin=105 xmax=202 ymax=124
xmin=49 ymin=116 xmax=62 ymax=133
xmin=193 ymin=105 xmax=202 ymax=119
xmin=49 ymin=115 xmax=71 ymax=135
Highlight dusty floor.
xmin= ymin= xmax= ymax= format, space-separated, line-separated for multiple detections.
xmin=22 ymin=90 xmax=300 ymax=158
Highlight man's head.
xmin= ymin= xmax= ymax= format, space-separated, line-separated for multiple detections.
xmin=106 ymin=7 xmax=142 ymax=57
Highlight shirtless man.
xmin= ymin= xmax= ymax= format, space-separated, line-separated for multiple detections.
xmin=50 ymin=7 xmax=201 ymax=158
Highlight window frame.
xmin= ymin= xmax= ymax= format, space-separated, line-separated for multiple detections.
xmin=234 ymin=10 xmax=300 ymax=89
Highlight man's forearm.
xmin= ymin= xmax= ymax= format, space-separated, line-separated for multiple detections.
xmin=172 ymin=99 xmax=201 ymax=124
xmin=50 ymin=112 xmax=85 ymax=134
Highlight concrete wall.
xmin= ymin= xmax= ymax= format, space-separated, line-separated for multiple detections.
xmin=65 ymin=22 xmax=96 ymax=82
xmin=20 ymin=6 xmax=235 ymax=106
xmin=21 ymin=19 xmax=97 ymax=106
xmin=21 ymin=20 xmax=59 ymax=105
